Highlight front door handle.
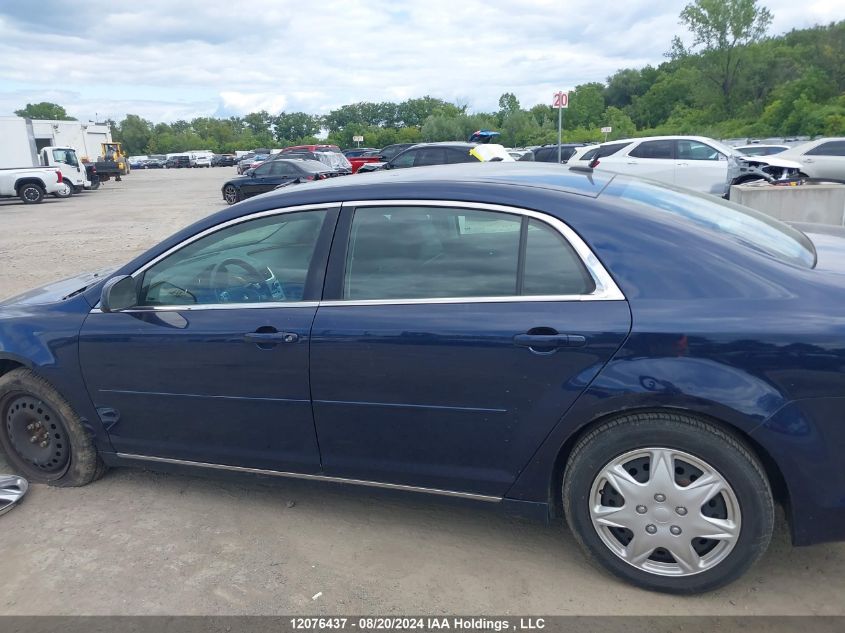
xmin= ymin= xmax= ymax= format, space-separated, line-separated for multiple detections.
xmin=513 ymin=333 xmax=586 ymax=348
xmin=243 ymin=330 xmax=299 ymax=345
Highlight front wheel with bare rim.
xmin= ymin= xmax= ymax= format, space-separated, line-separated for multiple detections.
xmin=0 ymin=368 xmax=105 ymax=486
xmin=563 ymin=412 xmax=774 ymax=593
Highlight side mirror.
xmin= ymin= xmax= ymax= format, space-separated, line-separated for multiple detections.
xmin=100 ymin=275 xmax=137 ymax=313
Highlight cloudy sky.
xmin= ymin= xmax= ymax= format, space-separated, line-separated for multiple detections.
xmin=0 ymin=0 xmax=841 ymax=123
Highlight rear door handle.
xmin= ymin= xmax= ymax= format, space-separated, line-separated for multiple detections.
xmin=513 ymin=333 xmax=586 ymax=348
xmin=243 ymin=331 xmax=299 ymax=344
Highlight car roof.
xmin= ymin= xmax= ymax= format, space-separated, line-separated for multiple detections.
xmin=240 ymin=163 xmax=615 ymax=207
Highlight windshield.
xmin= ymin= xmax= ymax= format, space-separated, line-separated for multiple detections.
xmin=608 ymin=178 xmax=816 ymax=268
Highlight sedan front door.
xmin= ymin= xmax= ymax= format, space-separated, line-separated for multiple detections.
xmin=79 ymin=206 xmax=338 ymax=472
xmin=309 ymin=202 xmax=631 ymax=497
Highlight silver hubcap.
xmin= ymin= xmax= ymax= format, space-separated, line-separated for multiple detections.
xmin=0 ymin=475 xmax=28 ymax=517
xmin=589 ymin=447 xmax=741 ymax=577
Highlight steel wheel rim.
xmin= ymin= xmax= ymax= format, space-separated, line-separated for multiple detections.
xmin=589 ymin=447 xmax=741 ymax=577
xmin=0 ymin=475 xmax=28 ymax=517
xmin=224 ymin=186 xmax=238 ymax=204
xmin=3 ymin=393 xmax=70 ymax=476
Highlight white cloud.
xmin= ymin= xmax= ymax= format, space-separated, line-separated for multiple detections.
xmin=0 ymin=0 xmax=838 ymax=122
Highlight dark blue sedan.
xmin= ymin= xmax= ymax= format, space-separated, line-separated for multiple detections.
xmin=1 ymin=163 xmax=844 ymax=594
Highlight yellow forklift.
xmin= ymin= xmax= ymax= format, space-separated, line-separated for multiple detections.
xmin=94 ymin=142 xmax=130 ymax=181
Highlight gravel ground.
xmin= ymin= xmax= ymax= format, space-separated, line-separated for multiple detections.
xmin=1 ymin=168 xmax=844 ymax=615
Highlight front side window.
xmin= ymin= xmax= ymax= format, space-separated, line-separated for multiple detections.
xmin=415 ymin=148 xmax=447 ymax=166
xmin=676 ymin=140 xmax=723 ymax=161
xmin=139 ymin=210 xmax=327 ymax=306
xmin=390 ymin=150 xmax=417 ymax=168
xmin=343 ymin=206 xmax=595 ymax=300
xmin=630 ymin=140 xmax=674 ymax=160
xmin=52 ymin=149 xmax=78 ymax=167
xmin=253 ymin=163 xmax=272 ymax=176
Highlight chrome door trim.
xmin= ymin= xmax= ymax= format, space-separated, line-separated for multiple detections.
xmin=116 ymin=453 xmax=502 ymax=502
xmin=338 ymin=199 xmax=625 ymax=302
xmin=89 ymin=198 xmax=625 ymax=314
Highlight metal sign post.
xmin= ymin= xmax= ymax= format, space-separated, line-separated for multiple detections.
xmin=601 ymin=126 xmax=612 ymax=142
xmin=553 ymin=91 xmax=569 ymax=163
xmin=352 ymin=135 xmax=364 ymax=148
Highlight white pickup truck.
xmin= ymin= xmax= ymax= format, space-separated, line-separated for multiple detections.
xmin=0 ymin=167 xmax=65 ymax=204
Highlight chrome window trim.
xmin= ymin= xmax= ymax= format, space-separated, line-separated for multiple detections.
xmin=116 ymin=453 xmax=502 ymax=503
xmin=338 ymin=199 xmax=625 ymax=303
xmin=89 ymin=199 xmax=625 ymax=315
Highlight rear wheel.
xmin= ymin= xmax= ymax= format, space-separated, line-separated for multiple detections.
xmin=0 ymin=369 xmax=105 ymax=486
xmin=18 ymin=183 xmax=45 ymax=204
xmin=563 ymin=412 xmax=773 ymax=593
xmin=53 ymin=179 xmax=74 ymax=198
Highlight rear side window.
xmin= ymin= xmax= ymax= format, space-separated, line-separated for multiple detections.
xmin=609 ymin=179 xmax=816 ymax=268
xmin=343 ymin=206 xmax=596 ymax=300
xmin=630 ymin=140 xmax=674 ymax=159
xmin=805 ymin=141 xmax=845 ymax=157
xmin=415 ymin=148 xmax=447 ymax=166
xmin=580 ymin=142 xmax=632 ymax=161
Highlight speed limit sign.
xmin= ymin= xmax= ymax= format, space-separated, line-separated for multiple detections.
xmin=553 ymin=91 xmax=569 ymax=108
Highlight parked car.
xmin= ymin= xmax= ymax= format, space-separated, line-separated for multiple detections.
xmin=165 ymin=155 xmax=191 ymax=169
xmin=358 ymin=142 xmax=513 ymax=173
xmin=235 ymin=154 xmax=269 ymax=174
xmin=280 ymin=146 xmax=353 ymax=173
xmin=734 ymin=144 xmax=789 ymax=157
xmin=342 ymin=148 xmax=378 ymax=157
xmin=376 ymin=143 xmax=416 ymax=162
xmin=212 ymin=154 xmax=236 ymax=167
xmin=221 ymin=158 xmax=337 ymax=204
xmin=128 ymin=157 xmax=148 ymax=170
xmin=530 ymin=143 xmax=587 ymax=163
xmin=776 ymin=138 xmax=845 ymax=181
xmin=4 ymin=162 xmax=845 ymax=594
xmin=190 ymin=152 xmax=213 ymax=168
xmin=575 ymin=136 xmax=801 ymax=196
xmin=141 ymin=159 xmax=165 ymax=169
xmin=0 ymin=166 xmax=65 ymax=203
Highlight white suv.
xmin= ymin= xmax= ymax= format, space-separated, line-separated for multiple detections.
xmin=571 ymin=136 xmax=801 ymax=196
xmin=776 ymin=138 xmax=845 ymax=181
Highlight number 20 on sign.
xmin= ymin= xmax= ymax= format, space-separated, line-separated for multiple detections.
xmin=553 ymin=91 xmax=569 ymax=108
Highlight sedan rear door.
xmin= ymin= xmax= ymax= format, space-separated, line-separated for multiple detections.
xmin=308 ymin=202 xmax=631 ymax=497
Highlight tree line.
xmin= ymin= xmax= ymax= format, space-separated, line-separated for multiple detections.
xmin=13 ymin=0 xmax=844 ymax=155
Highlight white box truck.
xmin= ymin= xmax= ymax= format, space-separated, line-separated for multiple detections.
xmin=0 ymin=117 xmax=93 ymax=196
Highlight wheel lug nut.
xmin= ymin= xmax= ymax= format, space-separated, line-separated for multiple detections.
xmin=670 ymin=525 xmax=682 ymax=535
xmin=636 ymin=505 xmax=647 ymax=514
xmin=676 ymin=506 xmax=687 ymax=516
xmin=654 ymin=493 xmax=666 ymax=502
xmin=39 ymin=440 xmax=48 ymax=448
xmin=645 ymin=524 xmax=657 ymax=534
xmin=30 ymin=436 xmax=38 ymax=443
xmin=26 ymin=423 xmax=35 ymax=431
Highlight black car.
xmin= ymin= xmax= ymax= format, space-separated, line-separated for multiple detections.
xmin=358 ymin=142 xmax=482 ymax=173
xmin=142 ymin=159 xmax=165 ymax=169
xmin=530 ymin=143 xmax=587 ymax=163
xmin=342 ymin=147 xmax=377 ymax=157
xmin=212 ymin=154 xmax=236 ymax=167
xmin=221 ymin=159 xmax=337 ymax=205
xmin=165 ymin=156 xmax=191 ymax=169
xmin=378 ymin=143 xmax=416 ymax=162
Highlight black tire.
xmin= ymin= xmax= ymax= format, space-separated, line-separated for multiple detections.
xmin=562 ymin=412 xmax=773 ymax=594
xmin=18 ymin=183 xmax=45 ymax=204
xmin=223 ymin=184 xmax=241 ymax=205
xmin=0 ymin=368 xmax=106 ymax=487
xmin=89 ymin=181 xmax=101 ymax=191
xmin=52 ymin=179 xmax=74 ymax=199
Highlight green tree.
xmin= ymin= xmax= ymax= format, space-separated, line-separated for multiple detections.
xmin=114 ymin=114 xmax=152 ymax=155
xmin=15 ymin=102 xmax=76 ymax=120
xmin=671 ymin=0 xmax=773 ymax=113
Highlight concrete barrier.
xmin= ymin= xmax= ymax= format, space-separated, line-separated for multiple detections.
xmin=729 ymin=183 xmax=845 ymax=226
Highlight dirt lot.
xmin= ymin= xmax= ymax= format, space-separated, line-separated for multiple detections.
xmin=1 ymin=168 xmax=845 ymax=615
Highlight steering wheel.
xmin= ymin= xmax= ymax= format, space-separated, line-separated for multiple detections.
xmin=210 ymin=257 xmax=273 ymax=303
